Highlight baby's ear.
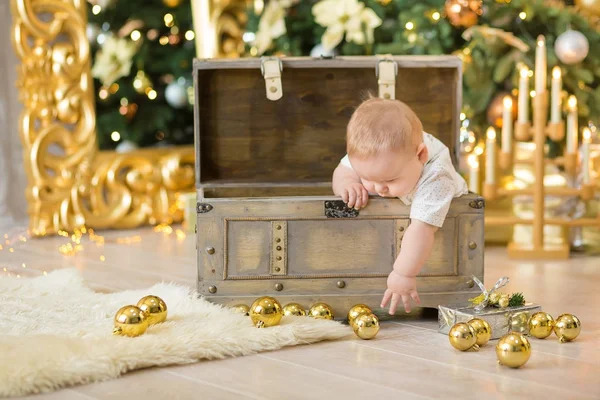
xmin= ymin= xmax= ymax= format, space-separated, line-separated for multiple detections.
xmin=416 ymin=143 xmax=428 ymax=163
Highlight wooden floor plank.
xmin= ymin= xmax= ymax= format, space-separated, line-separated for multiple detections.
xmin=2 ymin=226 xmax=599 ymax=399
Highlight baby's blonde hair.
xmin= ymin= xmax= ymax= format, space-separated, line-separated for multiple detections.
xmin=346 ymin=96 xmax=423 ymax=158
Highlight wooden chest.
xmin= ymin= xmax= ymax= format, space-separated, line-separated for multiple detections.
xmin=193 ymin=56 xmax=484 ymax=318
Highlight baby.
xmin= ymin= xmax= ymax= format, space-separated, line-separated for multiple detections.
xmin=332 ymin=96 xmax=468 ymax=315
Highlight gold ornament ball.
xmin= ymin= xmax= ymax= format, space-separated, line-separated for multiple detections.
xmin=133 ymin=71 xmax=152 ymax=94
xmin=576 ymin=0 xmax=600 ymax=16
xmin=347 ymin=304 xmax=372 ymax=328
xmin=353 ymin=313 xmax=380 ymax=340
xmin=282 ymin=303 xmax=307 ymax=317
xmin=488 ymin=292 xmax=500 ymax=305
xmin=554 ymin=313 xmax=581 ymax=343
xmin=136 ymin=295 xmax=167 ymax=325
xmin=162 ymin=0 xmax=183 ymax=7
xmin=445 ymin=0 xmax=483 ymax=28
xmin=249 ymin=296 xmax=283 ymax=328
xmin=528 ymin=312 xmax=555 ymax=339
xmin=496 ymin=332 xmax=531 ymax=368
xmin=113 ymin=305 xmax=149 ymax=337
xmin=448 ymin=322 xmax=479 ymax=351
xmin=230 ymin=304 xmax=250 ymax=316
xmin=308 ymin=303 xmax=334 ymax=320
xmin=467 ymin=318 xmax=492 ymax=346
xmin=508 ymin=311 xmax=530 ymax=335
xmin=498 ymin=296 xmax=509 ymax=308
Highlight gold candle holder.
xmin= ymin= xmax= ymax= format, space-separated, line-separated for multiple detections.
xmin=514 ymin=121 xmax=531 ymax=141
xmin=547 ymin=120 xmax=565 ymax=142
xmin=581 ymin=184 xmax=595 ymax=201
xmin=563 ymin=152 xmax=577 ymax=176
xmin=499 ymin=151 xmax=513 ymax=171
xmin=483 ymin=183 xmax=497 ymax=200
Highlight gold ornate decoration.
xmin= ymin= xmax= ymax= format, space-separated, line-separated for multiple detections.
xmin=191 ymin=0 xmax=250 ymax=58
xmin=9 ymin=0 xmax=202 ymax=235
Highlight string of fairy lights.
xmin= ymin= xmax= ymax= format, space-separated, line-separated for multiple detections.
xmin=90 ymin=2 xmax=196 ymax=145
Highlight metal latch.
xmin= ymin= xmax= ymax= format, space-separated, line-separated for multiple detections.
xmin=261 ymin=57 xmax=283 ymax=101
xmin=376 ymin=59 xmax=398 ymax=100
xmin=324 ymin=200 xmax=359 ymax=218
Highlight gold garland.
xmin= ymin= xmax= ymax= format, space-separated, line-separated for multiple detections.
xmin=10 ymin=0 xmax=194 ymax=236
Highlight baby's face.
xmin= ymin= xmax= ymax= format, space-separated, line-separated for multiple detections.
xmin=350 ymin=148 xmax=425 ymax=198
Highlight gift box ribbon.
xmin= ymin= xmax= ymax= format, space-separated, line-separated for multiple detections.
xmin=472 ymin=275 xmax=510 ymax=312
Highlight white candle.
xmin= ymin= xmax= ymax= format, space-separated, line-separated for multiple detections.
xmin=502 ymin=96 xmax=512 ymax=153
xmin=468 ymin=154 xmax=479 ymax=193
xmin=518 ymin=67 xmax=529 ymax=123
xmin=535 ymin=35 xmax=547 ymax=95
xmin=551 ymin=66 xmax=562 ymax=123
xmin=566 ymin=96 xmax=578 ymax=153
xmin=582 ymin=128 xmax=591 ymax=184
xmin=486 ymin=127 xmax=496 ymax=184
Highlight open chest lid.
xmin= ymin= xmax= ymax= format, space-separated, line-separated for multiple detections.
xmin=193 ymin=55 xmax=462 ymax=190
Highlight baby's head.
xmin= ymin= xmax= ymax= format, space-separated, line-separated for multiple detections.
xmin=346 ymin=97 xmax=427 ymax=198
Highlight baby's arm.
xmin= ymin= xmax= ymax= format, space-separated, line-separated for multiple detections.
xmin=381 ymin=219 xmax=438 ymax=314
xmin=332 ymin=164 xmax=369 ymax=209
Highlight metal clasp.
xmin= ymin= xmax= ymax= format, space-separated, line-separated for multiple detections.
xmin=260 ymin=57 xmax=283 ymax=101
xmin=375 ymin=58 xmax=398 ymax=77
xmin=376 ymin=58 xmax=398 ymax=100
xmin=260 ymin=56 xmax=283 ymax=75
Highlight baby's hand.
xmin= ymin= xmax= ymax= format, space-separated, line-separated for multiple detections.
xmin=380 ymin=270 xmax=421 ymax=314
xmin=340 ymin=182 xmax=369 ymax=209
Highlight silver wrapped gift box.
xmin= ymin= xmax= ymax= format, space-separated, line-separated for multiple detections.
xmin=438 ymin=303 xmax=542 ymax=339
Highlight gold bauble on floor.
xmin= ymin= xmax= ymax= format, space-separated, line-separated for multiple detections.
xmin=308 ymin=303 xmax=334 ymax=320
xmin=528 ymin=312 xmax=555 ymax=339
xmin=508 ymin=311 xmax=530 ymax=335
xmin=136 ymin=295 xmax=168 ymax=325
xmin=230 ymin=304 xmax=250 ymax=316
xmin=467 ymin=318 xmax=492 ymax=346
xmin=352 ymin=313 xmax=380 ymax=340
xmin=113 ymin=305 xmax=149 ymax=337
xmin=249 ymin=296 xmax=283 ymax=328
xmin=448 ymin=322 xmax=479 ymax=351
xmin=282 ymin=303 xmax=307 ymax=317
xmin=554 ymin=313 xmax=581 ymax=343
xmin=347 ymin=304 xmax=372 ymax=329
xmin=496 ymin=332 xmax=531 ymax=368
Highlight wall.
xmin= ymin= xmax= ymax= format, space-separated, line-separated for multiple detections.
xmin=0 ymin=3 xmax=28 ymax=230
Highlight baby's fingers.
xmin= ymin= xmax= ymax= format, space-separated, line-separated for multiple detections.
xmin=361 ymin=188 xmax=369 ymax=207
xmin=341 ymin=189 xmax=349 ymax=204
xmin=347 ymin=189 xmax=357 ymax=208
xmin=381 ymin=289 xmax=392 ymax=308
xmin=401 ymin=294 xmax=412 ymax=313
xmin=410 ymin=291 xmax=421 ymax=305
xmin=389 ymin=293 xmax=401 ymax=315
xmin=353 ymin=189 xmax=364 ymax=209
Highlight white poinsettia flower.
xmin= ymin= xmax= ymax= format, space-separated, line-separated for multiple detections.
xmin=253 ymin=0 xmax=297 ymax=55
xmin=312 ymin=0 xmax=382 ymax=51
xmin=91 ymin=36 xmax=137 ymax=86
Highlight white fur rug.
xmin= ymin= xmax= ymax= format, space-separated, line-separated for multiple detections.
xmin=0 ymin=269 xmax=350 ymax=397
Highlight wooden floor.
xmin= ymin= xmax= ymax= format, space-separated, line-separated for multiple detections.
xmin=1 ymin=226 xmax=599 ymax=400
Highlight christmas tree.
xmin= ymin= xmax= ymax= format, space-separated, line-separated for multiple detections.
xmin=245 ymin=0 xmax=600 ymax=148
xmin=88 ymin=0 xmax=196 ymax=150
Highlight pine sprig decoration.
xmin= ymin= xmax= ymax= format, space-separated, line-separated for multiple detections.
xmin=508 ymin=292 xmax=526 ymax=307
